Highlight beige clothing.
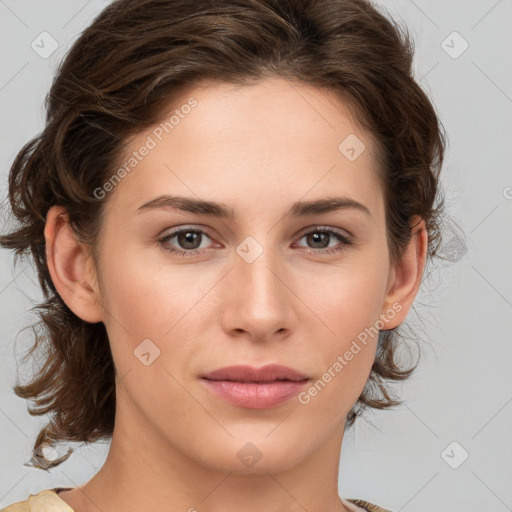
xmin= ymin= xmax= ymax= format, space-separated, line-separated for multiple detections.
xmin=1 ymin=488 xmax=395 ymax=512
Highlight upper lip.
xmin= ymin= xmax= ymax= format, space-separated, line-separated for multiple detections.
xmin=200 ymin=364 xmax=309 ymax=383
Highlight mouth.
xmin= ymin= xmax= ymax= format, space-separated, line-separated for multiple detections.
xmin=199 ymin=364 xmax=310 ymax=409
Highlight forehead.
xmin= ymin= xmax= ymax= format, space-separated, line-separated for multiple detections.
xmin=103 ymin=77 xmax=384 ymax=218
xmin=162 ymin=77 xmax=373 ymax=151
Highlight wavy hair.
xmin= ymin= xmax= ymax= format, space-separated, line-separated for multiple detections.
xmin=0 ymin=0 xmax=452 ymax=469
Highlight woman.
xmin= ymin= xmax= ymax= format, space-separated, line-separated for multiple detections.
xmin=0 ymin=0 xmax=447 ymax=511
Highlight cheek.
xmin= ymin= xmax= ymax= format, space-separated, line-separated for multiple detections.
xmin=97 ymin=248 xmax=216 ymax=379
xmin=98 ymin=247 xmax=194 ymax=335
xmin=297 ymin=262 xmax=388 ymax=404
xmin=300 ymin=257 xmax=389 ymax=340
xmin=297 ymin=310 xmax=378 ymax=422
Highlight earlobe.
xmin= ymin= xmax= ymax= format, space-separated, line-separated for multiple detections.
xmin=380 ymin=216 xmax=428 ymax=330
xmin=44 ymin=205 xmax=104 ymax=324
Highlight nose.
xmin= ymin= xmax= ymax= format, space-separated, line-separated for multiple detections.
xmin=220 ymin=238 xmax=296 ymax=342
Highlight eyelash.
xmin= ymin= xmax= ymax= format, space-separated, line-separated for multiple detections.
xmin=158 ymin=226 xmax=354 ymax=258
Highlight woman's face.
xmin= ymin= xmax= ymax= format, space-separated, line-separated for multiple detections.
xmin=73 ymin=77 xmax=413 ymax=473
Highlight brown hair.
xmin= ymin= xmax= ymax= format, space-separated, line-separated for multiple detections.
xmin=1 ymin=0 xmax=451 ymax=469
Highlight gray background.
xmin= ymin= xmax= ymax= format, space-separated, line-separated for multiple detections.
xmin=1 ymin=1 xmax=511 ymax=511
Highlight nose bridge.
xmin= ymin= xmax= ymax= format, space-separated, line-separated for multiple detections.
xmin=223 ymin=233 xmax=292 ymax=335
xmin=236 ymin=233 xmax=285 ymax=301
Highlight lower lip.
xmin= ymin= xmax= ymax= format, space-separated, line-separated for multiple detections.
xmin=201 ymin=378 xmax=309 ymax=408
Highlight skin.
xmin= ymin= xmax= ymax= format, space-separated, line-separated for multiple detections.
xmin=44 ymin=77 xmax=427 ymax=512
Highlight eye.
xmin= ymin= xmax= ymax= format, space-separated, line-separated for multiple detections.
xmin=294 ymin=227 xmax=354 ymax=255
xmin=158 ymin=226 xmax=354 ymax=257
xmin=158 ymin=227 xmax=216 ymax=257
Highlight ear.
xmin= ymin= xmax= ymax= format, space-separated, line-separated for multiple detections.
xmin=44 ymin=205 xmax=104 ymax=323
xmin=379 ymin=216 xmax=428 ymax=329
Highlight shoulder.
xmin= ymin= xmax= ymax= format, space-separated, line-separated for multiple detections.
xmin=1 ymin=489 xmax=75 ymax=512
xmin=344 ymin=497 xmax=396 ymax=512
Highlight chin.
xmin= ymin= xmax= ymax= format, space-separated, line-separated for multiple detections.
xmin=190 ymin=433 xmax=310 ymax=475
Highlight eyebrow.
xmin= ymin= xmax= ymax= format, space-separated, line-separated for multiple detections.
xmin=135 ymin=194 xmax=371 ymax=218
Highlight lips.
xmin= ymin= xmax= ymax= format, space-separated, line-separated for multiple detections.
xmin=200 ymin=364 xmax=310 ymax=409
xmin=200 ymin=364 xmax=309 ymax=383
